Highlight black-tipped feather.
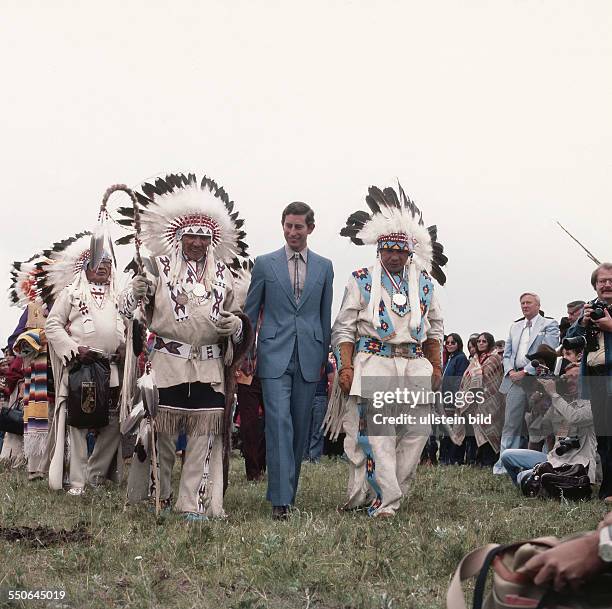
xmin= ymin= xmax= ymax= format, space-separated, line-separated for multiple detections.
xmin=382 ymin=187 xmax=401 ymax=209
xmin=116 ymin=234 xmax=134 ymax=246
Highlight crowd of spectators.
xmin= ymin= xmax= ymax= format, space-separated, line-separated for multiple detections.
xmin=2 ymin=263 xmax=612 ymax=507
xmin=414 ymin=263 xmax=612 ymax=507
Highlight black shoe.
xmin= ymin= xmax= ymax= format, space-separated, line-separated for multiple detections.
xmin=272 ymin=505 xmax=289 ymax=520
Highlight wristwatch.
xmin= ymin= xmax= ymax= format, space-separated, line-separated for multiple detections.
xmin=599 ymin=524 xmax=612 ymax=563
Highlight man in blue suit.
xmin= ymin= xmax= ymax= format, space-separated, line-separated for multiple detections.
xmin=244 ymin=202 xmax=333 ymax=519
xmin=493 ymin=292 xmax=559 ymax=474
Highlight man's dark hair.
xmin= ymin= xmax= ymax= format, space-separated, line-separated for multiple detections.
xmin=566 ymin=300 xmax=585 ymax=310
xmin=590 ymin=263 xmax=612 ymax=288
xmin=281 ymin=202 xmax=315 ymax=226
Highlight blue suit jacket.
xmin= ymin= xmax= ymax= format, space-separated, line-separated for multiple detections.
xmin=244 ymin=247 xmax=333 ymax=382
xmin=499 ymin=314 xmax=560 ymax=393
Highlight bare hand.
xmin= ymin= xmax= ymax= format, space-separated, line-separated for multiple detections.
xmin=592 ymin=308 xmax=612 ymax=333
xmin=597 ymin=512 xmax=612 ymax=531
xmin=115 ymin=345 xmax=126 ymax=365
xmin=77 ymin=346 xmax=94 ymax=364
xmin=132 ymin=274 xmax=151 ymax=300
xmin=216 ymin=311 xmax=241 ymax=337
xmin=538 ymin=378 xmax=557 ymax=395
xmin=519 ymin=533 xmax=604 ymax=592
xmin=509 ymin=369 xmax=526 ymax=382
xmin=580 ymin=304 xmax=593 ymax=328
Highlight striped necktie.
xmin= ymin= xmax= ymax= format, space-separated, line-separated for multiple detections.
xmin=293 ymin=252 xmax=301 ymax=301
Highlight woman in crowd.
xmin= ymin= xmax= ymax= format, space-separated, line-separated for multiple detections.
xmin=452 ymin=332 xmax=504 ymax=467
xmin=467 ymin=336 xmax=478 ymax=358
xmin=439 ymin=333 xmax=470 ymax=464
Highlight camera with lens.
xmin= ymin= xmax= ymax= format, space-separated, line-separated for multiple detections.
xmin=561 ymin=299 xmax=611 ymax=353
xmin=590 ymin=298 xmax=612 ymax=321
xmin=524 ymin=351 xmax=573 ymax=409
xmin=555 ymin=435 xmax=580 ymax=456
xmin=528 ymin=359 xmax=556 ymax=379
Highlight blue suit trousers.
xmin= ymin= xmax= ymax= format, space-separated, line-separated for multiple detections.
xmin=261 ymin=345 xmax=317 ymax=506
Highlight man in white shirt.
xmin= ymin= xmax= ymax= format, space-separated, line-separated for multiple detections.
xmin=494 ymin=292 xmax=559 ymax=474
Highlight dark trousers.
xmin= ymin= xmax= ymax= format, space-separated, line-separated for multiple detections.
xmin=587 ymin=370 xmax=612 ymax=498
xmin=476 ymin=442 xmax=498 ymax=467
xmin=236 ymin=378 xmax=266 ymax=481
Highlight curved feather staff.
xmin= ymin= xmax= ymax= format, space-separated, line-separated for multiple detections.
xmin=556 ymin=221 xmax=601 ymax=266
xmin=102 ymin=184 xmax=162 ymax=517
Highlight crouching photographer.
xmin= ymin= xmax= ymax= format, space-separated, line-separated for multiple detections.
xmin=499 ymin=357 xmax=596 ymax=491
xmin=565 ymin=262 xmax=612 ymax=502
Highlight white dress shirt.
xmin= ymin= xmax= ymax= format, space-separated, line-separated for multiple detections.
xmin=514 ymin=317 xmax=534 ymax=369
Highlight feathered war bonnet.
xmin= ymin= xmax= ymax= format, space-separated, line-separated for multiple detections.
xmin=115 ymin=173 xmax=248 ymax=286
xmin=36 ymin=231 xmax=114 ymax=308
xmin=340 ymin=183 xmax=448 ymax=332
xmin=9 ymin=252 xmax=52 ymax=310
xmin=33 ymin=185 xmax=122 ymax=309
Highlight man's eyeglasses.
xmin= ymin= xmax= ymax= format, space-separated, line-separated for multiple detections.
xmin=596 ymin=278 xmax=612 ymax=286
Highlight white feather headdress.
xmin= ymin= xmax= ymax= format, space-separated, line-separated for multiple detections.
xmin=340 ymin=183 xmax=448 ymax=331
xmin=116 ymin=173 xmax=248 ymax=286
xmin=9 ymin=254 xmax=51 ymax=308
xmin=37 ymin=232 xmax=95 ymax=307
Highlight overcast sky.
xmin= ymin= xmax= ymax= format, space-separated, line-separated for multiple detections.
xmin=1 ymin=1 xmax=610 ymax=348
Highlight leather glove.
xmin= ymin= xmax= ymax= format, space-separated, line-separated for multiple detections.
xmin=216 ymin=311 xmax=242 ymax=337
xmin=132 ymin=274 xmax=151 ymax=300
xmin=337 ymin=342 xmax=355 ymax=395
xmin=422 ymin=338 xmax=442 ymax=391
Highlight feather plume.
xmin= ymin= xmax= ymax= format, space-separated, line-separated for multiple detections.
xmin=340 ymin=183 xmax=448 ymax=283
xmin=115 ymin=173 xmax=249 ymax=267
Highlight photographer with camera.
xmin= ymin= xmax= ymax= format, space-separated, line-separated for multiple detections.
xmin=499 ymin=353 xmax=596 ymax=488
xmin=565 ymin=262 xmax=612 ymax=502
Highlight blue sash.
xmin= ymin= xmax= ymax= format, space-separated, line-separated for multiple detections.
xmin=352 ymin=268 xmax=395 ymax=340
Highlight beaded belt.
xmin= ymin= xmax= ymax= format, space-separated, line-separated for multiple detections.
xmin=153 ymin=335 xmax=223 ymax=360
xmin=356 ymin=337 xmax=422 ymax=359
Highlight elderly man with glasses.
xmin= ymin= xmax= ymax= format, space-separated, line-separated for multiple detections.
xmin=565 ymin=262 xmax=612 ymax=503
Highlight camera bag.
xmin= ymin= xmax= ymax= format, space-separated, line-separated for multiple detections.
xmin=67 ymin=358 xmax=111 ymax=429
xmin=520 ymin=462 xmax=591 ymax=501
xmin=447 ymin=535 xmax=612 ymax=609
xmin=0 ymin=403 xmax=24 ymax=435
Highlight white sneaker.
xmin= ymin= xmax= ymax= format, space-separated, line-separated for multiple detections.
xmin=67 ymin=487 xmax=85 ymax=496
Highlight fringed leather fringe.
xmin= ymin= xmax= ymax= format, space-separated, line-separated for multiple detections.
xmin=24 ymin=432 xmax=48 ymax=459
xmin=322 ymin=375 xmax=348 ymax=441
xmin=156 ymin=407 xmax=223 ymax=437
xmin=120 ymin=320 xmax=138 ymax=425
xmin=0 ymin=433 xmax=26 ymax=468
xmin=224 ymin=340 xmax=233 ymax=366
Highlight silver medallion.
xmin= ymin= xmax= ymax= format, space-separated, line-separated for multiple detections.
xmin=192 ymin=283 xmax=207 ymax=298
xmin=176 ymin=293 xmax=188 ymax=306
xmin=392 ymin=293 xmax=407 ymax=307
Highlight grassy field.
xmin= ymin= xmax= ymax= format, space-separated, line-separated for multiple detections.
xmin=0 ymin=455 xmax=608 ymax=609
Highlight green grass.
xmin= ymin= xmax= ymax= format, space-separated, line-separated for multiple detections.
xmin=0 ymin=456 xmax=608 ymax=609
